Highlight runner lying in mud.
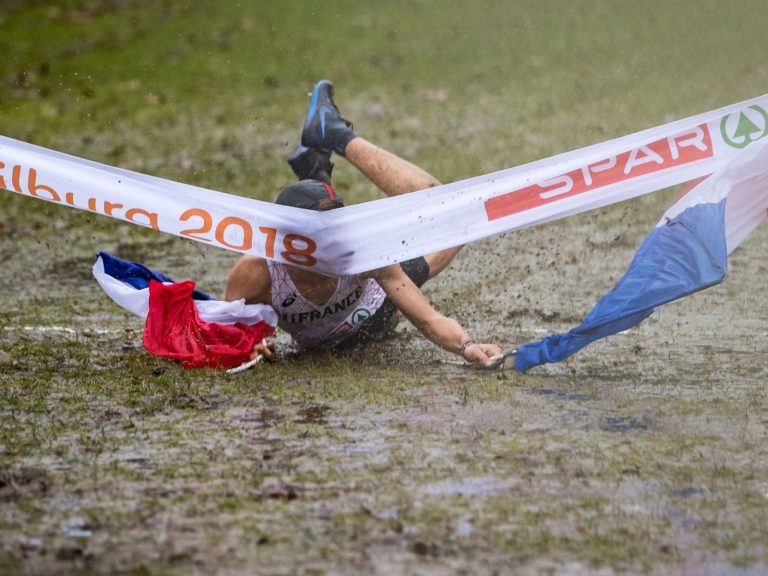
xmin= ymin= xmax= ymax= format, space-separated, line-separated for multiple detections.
xmin=225 ymin=80 xmax=501 ymax=367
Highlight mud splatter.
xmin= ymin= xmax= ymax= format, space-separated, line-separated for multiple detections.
xmin=294 ymin=404 xmax=330 ymax=425
xmin=0 ymin=467 xmax=49 ymax=503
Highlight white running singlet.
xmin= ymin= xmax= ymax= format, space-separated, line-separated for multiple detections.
xmin=266 ymin=261 xmax=387 ymax=347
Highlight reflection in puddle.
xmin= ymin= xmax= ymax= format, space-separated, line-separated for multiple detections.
xmin=525 ymin=387 xmax=596 ymax=402
xmin=600 ymin=416 xmax=648 ymax=434
xmin=422 ymin=476 xmax=520 ymax=497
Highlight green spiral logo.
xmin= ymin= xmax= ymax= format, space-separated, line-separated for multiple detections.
xmin=720 ymin=105 xmax=768 ymax=149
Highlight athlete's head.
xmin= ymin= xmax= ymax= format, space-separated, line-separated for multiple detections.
xmin=276 ymin=180 xmax=344 ymax=211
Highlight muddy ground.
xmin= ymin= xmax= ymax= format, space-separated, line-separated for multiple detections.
xmin=1 ymin=1 xmax=768 ymax=575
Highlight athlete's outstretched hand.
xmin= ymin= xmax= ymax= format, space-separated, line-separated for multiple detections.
xmin=462 ymin=343 xmax=502 ymax=367
xmin=250 ymin=339 xmax=276 ymax=362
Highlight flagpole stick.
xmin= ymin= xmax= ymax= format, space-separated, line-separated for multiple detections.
xmin=226 ymin=355 xmax=264 ymax=375
xmin=226 ymin=339 xmax=268 ymax=375
xmin=483 ymin=349 xmax=518 ymax=371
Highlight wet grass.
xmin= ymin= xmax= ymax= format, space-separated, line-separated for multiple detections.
xmin=2 ymin=0 xmax=768 ymax=574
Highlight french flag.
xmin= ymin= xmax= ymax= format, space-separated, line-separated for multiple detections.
xmin=93 ymin=252 xmax=277 ymax=369
xmin=515 ymin=140 xmax=768 ymax=373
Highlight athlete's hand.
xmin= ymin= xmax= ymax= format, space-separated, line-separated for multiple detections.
xmin=250 ymin=339 xmax=276 ymax=362
xmin=462 ymin=343 xmax=502 ymax=366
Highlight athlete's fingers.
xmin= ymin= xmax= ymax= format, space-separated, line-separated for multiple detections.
xmin=251 ymin=339 xmax=276 ymax=362
xmin=478 ymin=343 xmax=502 ymax=357
xmin=260 ymin=343 xmax=275 ymax=361
xmin=478 ymin=350 xmax=496 ymax=366
xmin=463 ymin=344 xmax=490 ymax=366
xmin=463 ymin=345 xmax=482 ymax=364
xmin=465 ymin=343 xmax=502 ymax=366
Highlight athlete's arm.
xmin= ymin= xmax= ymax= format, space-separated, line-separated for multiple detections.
xmin=225 ymin=256 xmax=271 ymax=304
xmin=225 ymin=256 xmax=276 ymax=361
xmin=371 ymin=265 xmax=501 ymax=366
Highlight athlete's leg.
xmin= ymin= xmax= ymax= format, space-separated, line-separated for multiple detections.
xmin=298 ymin=80 xmax=459 ymax=280
xmin=422 ymin=246 xmax=462 ymax=280
xmin=298 ymin=80 xmax=437 ymax=197
xmin=344 ymin=137 xmax=459 ymax=279
xmin=344 ymin=137 xmax=439 ymax=197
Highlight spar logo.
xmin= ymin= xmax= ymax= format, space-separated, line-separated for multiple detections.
xmin=720 ymin=105 xmax=768 ymax=149
xmin=484 ymin=124 xmax=713 ymax=221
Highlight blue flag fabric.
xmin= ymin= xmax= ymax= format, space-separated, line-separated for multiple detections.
xmin=98 ymin=251 xmax=213 ymax=300
xmin=514 ymin=198 xmax=728 ymax=373
xmin=513 ymin=139 xmax=768 ymax=373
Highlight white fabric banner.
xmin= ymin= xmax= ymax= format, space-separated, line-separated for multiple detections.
xmin=2 ymin=93 xmax=768 ymax=275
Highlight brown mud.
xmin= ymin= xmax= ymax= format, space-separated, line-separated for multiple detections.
xmin=1 ymin=0 xmax=768 ymax=573
xmin=2 ymin=187 xmax=767 ymax=574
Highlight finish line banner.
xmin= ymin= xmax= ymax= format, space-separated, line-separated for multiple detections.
xmin=2 ymin=93 xmax=768 ymax=275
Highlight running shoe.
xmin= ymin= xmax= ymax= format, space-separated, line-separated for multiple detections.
xmin=287 ymin=143 xmax=334 ymax=184
xmin=300 ymin=80 xmax=356 ymax=156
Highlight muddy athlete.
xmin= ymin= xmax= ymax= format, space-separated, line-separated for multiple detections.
xmin=225 ymin=81 xmax=501 ymax=366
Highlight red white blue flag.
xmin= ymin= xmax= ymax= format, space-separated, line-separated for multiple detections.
xmin=93 ymin=252 xmax=277 ymax=368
